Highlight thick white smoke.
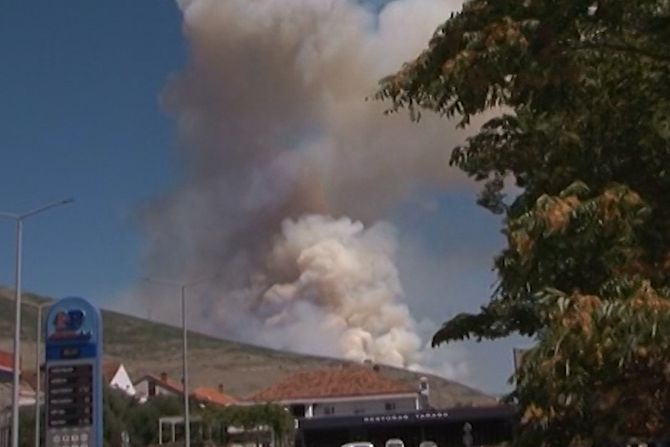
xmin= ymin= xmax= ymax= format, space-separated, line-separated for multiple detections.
xmin=261 ymin=215 xmax=421 ymax=367
xmin=139 ymin=0 xmax=473 ymax=372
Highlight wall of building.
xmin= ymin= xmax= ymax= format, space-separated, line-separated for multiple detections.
xmin=134 ymin=380 xmax=149 ymax=398
xmin=311 ymin=396 xmax=417 ymax=418
xmin=0 ymin=384 xmax=11 ymax=411
xmin=109 ymin=365 xmax=136 ymax=396
xmin=0 ymin=408 xmax=9 ymax=447
xmin=134 ymin=380 xmax=178 ymax=400
xmin=298 ymin=416 xmax=516 ymax=447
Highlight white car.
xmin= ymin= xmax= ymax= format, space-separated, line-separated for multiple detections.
xmin=340 ymin=443 xmax=374 ymax=447
xmin=419 ymin=442 xmax=438 ymax=447
xmin=385 ymin=439 xmax=405 ymax=447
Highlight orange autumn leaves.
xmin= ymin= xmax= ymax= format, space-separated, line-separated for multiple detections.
xmin=518 ymin=285 xmax=670 ymax=442
xmin=509 ymin=182 xmax=648 ymax=261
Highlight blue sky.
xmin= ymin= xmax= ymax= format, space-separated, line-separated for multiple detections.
xmin=0 ymin=0 xmax=526 ymax=393
xmin=0 ymin=0 xmax=184 ymax=301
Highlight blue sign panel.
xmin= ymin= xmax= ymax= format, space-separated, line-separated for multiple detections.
xmin=45 ymin=297 xmax=103 ymax=447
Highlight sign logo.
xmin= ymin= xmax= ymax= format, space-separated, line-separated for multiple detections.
xmin=48 ymin=309 xmax=92 ymax=342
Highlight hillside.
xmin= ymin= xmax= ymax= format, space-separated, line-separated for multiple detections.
xmin=0 ymin=288 xmax=496 ymax=408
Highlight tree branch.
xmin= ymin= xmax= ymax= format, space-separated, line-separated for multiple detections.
xmin=574 ymin=40 xmax=670 ymax=64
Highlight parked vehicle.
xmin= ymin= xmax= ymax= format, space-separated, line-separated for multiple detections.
xmin=340 ymin=442 xmax=374 ymax=447
xmin=419 ymin=442 xmax=438 ymax=447
xmin=385 ymin=439 xmax=405 ymax=447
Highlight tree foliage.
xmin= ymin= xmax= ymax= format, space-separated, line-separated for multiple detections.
xmin=18 ymin=405 xmax=38 ymax=447
xmin=515 ymin=286 xmax=670 ymax=446
xmin=99 ymin=388 xmax=293 ymax=447
xmin=102 ymin=389 xmax=183 ymax=447
xmin=377 ymin=0 xmax=670 ymax=444
xmin=200 ymin=403 xmax=295 ymax=442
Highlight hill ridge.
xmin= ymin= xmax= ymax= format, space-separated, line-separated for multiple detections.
xmin=0 ymin=288 xmax=495 ymax=408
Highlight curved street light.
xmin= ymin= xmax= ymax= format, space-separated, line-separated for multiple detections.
xmin=143 ymin=274 xmax=220 ymax=447
xmin=0 ymin=198 xmax=73 ymax=447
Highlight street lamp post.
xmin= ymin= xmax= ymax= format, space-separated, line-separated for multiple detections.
xmin=0 ymin=198 xmax=73 ymax=447
xmin=24 ymin=300 xmax=52 ymax=447
xmin=143 ymin=275 xmax=218 ymax=447
xmin=179 ymin=284 xmax=189 ymax=447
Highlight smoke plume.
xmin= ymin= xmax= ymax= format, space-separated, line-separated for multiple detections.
xmin=140 ymin=0 xmax=471 ymax=371
xmin=261 ymin=215 xmax=421 ymax=367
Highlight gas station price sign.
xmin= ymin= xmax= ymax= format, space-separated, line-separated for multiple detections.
xmin=45 ymin=297 xmax=102 ymax=447
xmin=48 ymin=364 xmax=93 ymax=427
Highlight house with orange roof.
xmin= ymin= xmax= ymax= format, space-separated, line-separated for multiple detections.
xmin=133 ymin=372 xmax=183 ymax=402
xmin=134 ymin=371 xmax=238 ymax=407
xmin=191 ymin=385 xmax=237 ymax=407
xmin=0 ymin=351 xmax=13 ymax=383
xmin=247 ymin=364 xmax=420 ymax=418
xmin=0 ymin=350 xmax=34 ymax=410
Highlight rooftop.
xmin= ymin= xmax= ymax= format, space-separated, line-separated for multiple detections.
xmin=192 ymin=386 xmax=237 ymax=406
xmin=135 ymin=373 xmax=184 ymax=395
xmin=102 ymin=361 xmax=122 ymax=382
xmin=249 ymin=364 xmax=415 ymax=402
xmin=0 ymin=350 xmax=14 ymax=380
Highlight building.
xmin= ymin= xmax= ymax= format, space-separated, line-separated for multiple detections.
xmin=0 ymin=349 xmax=14 ymax=446
xmin=243 ymin=363 xmax=515 ymax=447
xmin=103 ymin=361 xmax=136 ymax=396
xmin=0 ymin=352 xmax=12 ymax=383
xmin=296 ymin=405 xmax=516 ymax=447
xmin=134 ymin=372 xmax=183 ymax=401
xmin=151 ymin=383 xmax=237 ymax=445
xmin=247 ymin=364 xmax=422 ymax=418
xmin=0 ymin=406 xmax=8 ymax=447
xmin=0 ymin=350 xmax=34 ymax=407
xmin=134 ymin=372 xmax=238 ymax=408
xmin=192 ymin=385 xmax=237 ymax=407
xmin=0 ymin=351 xmax=33 ymax=447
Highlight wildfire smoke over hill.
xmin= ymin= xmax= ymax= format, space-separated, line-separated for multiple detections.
xmin=138 ymin=0 xmax=470 ymax=375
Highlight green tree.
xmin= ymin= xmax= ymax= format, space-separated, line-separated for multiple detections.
xmin=199 ymin=403 xmax=294 ymax=446
xmin=102 ymin=386 xmax=183 ymax=447
xmin=18 ymin=406 xmax=37 ymax=447
xmin=103 ymin=387 xmax=135 ymax=447
xmin=377 ymin=0 xmax=670 ymax=445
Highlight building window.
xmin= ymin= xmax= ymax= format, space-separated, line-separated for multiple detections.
xmin=289 ymin=404 xmax=306 ymax=418
xmin=148 ymin=381 xmax=156 ymax=396
xmin=385 ymin=402 xmax=396 ymax=412
xmin=323 ymin=406 xmax=335 ymax=415
xmin=354 ymin=408 xmax=365 ymax=415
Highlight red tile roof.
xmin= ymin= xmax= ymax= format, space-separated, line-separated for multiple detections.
xmin=102 ymin=361 xmax=122 ymax=382
xmin=0 ymin=350 xmax=14 ymax=373
xmin=134 ymin=373 xmax=184 ymax=395
xmin=192 ymin=387 xmax=237 ymax=407
xmin=249 ymin=365 xmax=415 ymax=402
xmin=0 ymin=351 xmax=14 ymax=382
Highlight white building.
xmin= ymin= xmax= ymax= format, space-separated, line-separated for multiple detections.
xmin=104 ymin=361 xmax=136 ymax=396
xmin=133 ymin=372 xmax=183 ymax=402
xmin=247 ymin=364 xmax=422 ymax=418
xmin=0 ymin=350 xmax=34 ymax=447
